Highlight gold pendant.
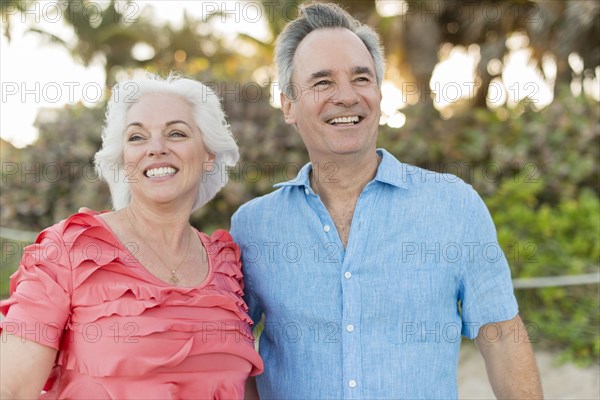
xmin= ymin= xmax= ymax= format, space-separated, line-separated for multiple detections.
xmin=169 ymin=272 xmax=180 ymax=286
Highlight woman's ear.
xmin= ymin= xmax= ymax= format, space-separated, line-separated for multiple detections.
xmin=202 ymin=153 xmax=216 ymax=174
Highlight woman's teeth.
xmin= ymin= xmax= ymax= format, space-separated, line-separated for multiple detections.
xmin=145 ymin=167 xmax=177 ymax=177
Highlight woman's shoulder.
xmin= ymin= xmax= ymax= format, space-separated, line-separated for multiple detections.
xmin=53 ymin=211 xmax=111 ymax=241
xmin=34 ymin=211 xmax=121 ymax=271
xmin=201 ymin=229 xmax=239 ymax=254
xmin=5 ymin=212 xmax=117 ymax=311
xmin=205 ymin=229 xmax=234 ymax=242
xmin=199 ymin=229 xmax=243 ymax=285
xmin=29 ymin=211 xmax=104 ymax=247
xmin=207 ymin=229 xmax=235 ymax=243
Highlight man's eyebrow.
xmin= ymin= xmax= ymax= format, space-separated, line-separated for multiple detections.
xmin=353 ymin=66 xmax=375 ymax=76
xmin=309 ymin=70 xmax=333 ymax=81
xmin=307 ymin=67 xmax=375 ymax=82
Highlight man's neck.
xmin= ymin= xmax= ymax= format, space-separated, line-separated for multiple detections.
xmin=309 ymin=150 xmax=380 ymax=208
xmin=309 ymin=150 xmax=380 ymax=248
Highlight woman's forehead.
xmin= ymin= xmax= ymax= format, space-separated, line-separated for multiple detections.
xmin=125 ymin=93 xmax=194 ymax=124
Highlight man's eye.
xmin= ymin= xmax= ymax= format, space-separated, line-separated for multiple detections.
xmin=355 ymin=76 xmax=371 ymax=83
xmin=314 ymin=80 xmax=332 ymax=88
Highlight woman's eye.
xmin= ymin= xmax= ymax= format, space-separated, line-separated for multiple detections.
xmin=169 ymin=130 xmax=187 ymax=138
xmin=128 ymin=134 xmax=143 ymax=142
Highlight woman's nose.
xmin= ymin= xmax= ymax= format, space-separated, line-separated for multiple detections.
xmin=146 ymin=137 xmax=169 ymax=156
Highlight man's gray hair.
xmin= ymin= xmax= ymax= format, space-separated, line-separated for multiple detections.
xmin=275 ymin=2 xmax=385 ymax=97
xmin=94 ymin=73 xmax=239 ymax=212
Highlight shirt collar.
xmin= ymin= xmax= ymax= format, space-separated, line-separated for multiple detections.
xmin=274 ymin=148 xmax=409 ymax=189
xmin=373 ymin=148 xmax=409 ymax=189
xmin=273 ymin=162 xmax=312 ymax=188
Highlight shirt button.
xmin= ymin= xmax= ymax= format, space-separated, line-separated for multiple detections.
xmin=346 ymin=324 xmax=354 ymax=332
xmin=323 ymin=225 xmax=331 ymax=232
xmin=344 ymin=271 xmax=352 ymax=279
xmin=304 ymin=188 xmax=309 ymax=195
xmin=348 ymin=380 xmax=357 ymax=388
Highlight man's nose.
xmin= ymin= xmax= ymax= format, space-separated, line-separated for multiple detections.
xmin=330 ymin=81 xmax=360 ymax=106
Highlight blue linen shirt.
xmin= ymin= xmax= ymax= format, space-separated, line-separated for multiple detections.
xmin=230 ymin=149 xmax=518 ymax=399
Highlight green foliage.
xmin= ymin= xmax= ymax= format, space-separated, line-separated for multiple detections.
xmin=1 ymin=105 xmax=107 ymax=231
xmin=0 ymin=237 xmax=26 ymax=299
xmin=487 ymin=180 xmax=600 ymax=365
xmin=378 ymin=87 xmax=599 ymax=202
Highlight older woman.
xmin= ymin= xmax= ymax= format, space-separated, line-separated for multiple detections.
xmin=0 ymin=74 xmax=263 ymax=399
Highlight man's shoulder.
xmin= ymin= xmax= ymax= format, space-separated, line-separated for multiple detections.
xmin=377 ymin=149 xmax=474 ymax=197
xmin=400 ymin=163 xmax=473 ymax=194
xmin=233 ymin=186 xmax=294 ymax=219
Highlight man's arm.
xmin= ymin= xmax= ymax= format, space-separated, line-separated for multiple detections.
xmin=475 ymin=315 xmax=543 ymax=399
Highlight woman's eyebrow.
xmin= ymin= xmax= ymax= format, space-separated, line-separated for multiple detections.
xmin=125 ymin=120 xmax=192 ymax=128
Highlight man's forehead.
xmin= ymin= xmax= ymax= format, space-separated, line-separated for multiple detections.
xmin=297 ymin=27 xmax=367 ymax=52
xmin=293 ymin=28 xmax=374 ymax=77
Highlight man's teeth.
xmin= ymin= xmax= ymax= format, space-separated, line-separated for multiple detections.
xmin=145 ymin=167 xmax=177 ymax=178
xmin=328 ymin=116 xmax=360 ymax=125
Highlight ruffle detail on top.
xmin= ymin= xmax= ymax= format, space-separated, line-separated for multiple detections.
xmin=1 ymin=212 xmax=263 ymax=398
xmin=0 ymin=220 xmax=75 ymax=349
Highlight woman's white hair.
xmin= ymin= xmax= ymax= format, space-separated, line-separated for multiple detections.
xmin=94 ymin=73 xmax=239 ymax=212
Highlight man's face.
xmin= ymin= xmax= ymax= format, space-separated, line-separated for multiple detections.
xmin=281 ymin=28 xmax=382 ymax=161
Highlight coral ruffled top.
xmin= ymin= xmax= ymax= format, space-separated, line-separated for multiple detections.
xmin=0 ymin=213 xmax=263 ymax=399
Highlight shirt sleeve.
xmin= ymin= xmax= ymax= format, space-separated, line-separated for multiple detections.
xmin=0 ymin=225 xmax=72 ymax=349
xmin=230 ymin=210 xmax=264 ymax=326
xmin=459 ymin=188 xmax=518 ymax=339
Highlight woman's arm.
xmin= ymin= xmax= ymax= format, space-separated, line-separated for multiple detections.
xmin=0 ymin=331 xmax=57 ymax=399
xmin=244 ymin=376 xmax=259 ymax=400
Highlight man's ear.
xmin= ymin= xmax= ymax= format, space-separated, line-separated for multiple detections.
xmin=281 ymin=91 xmax=296 ymax=125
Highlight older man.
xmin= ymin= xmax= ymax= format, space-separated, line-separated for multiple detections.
xmin=231 ymin=2 xmax=543 ymax=398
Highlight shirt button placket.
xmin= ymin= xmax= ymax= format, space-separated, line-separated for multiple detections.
xmin=342 ymin=252 xmax=361 ymax=398
xmin=341 ymin=201 xmax=366 ymax=399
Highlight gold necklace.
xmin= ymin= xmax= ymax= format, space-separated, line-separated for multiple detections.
xmin=126 ymin=210 xmax=192 ymax=286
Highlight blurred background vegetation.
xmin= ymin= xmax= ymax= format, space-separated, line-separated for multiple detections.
xmin=1 ymin=0 xmax=598 ymax=364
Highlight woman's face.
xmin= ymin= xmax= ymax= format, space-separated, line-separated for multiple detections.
xmin=122 ymin=93 xmax=214 ymax=210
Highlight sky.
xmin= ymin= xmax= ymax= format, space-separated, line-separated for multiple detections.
xmin=2 ymin=0 xmax=596 ymax=148
xmin=1 ymin=1 xmax=271 ymax=148
xmin=1 ymin=14 xmax=105 ymax=148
